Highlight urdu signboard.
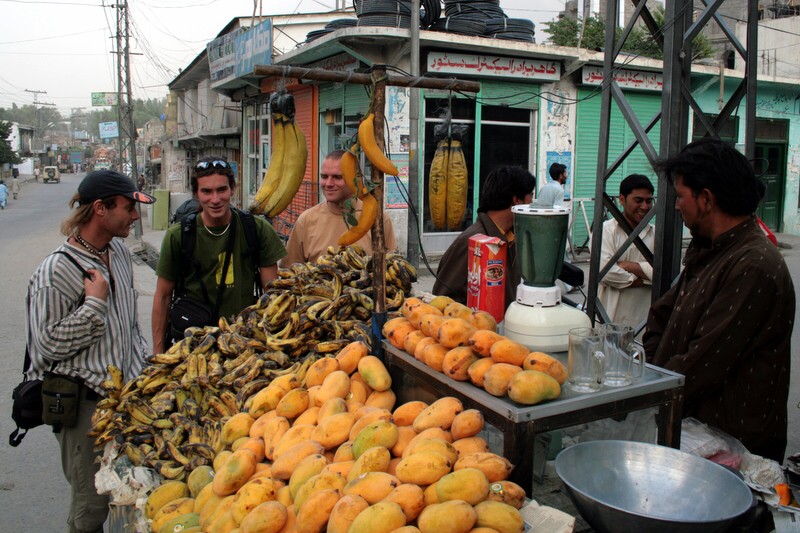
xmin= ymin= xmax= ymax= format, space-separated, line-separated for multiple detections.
xmin=99 ymin=121 xmax=119 ymax=139
xmin=427 ymin=52 xmax=561 ymax=81
xmin=208 ymin=19 xmax=272 ymax=89
xmin=91 ymin=92 xmax=118 ymax=106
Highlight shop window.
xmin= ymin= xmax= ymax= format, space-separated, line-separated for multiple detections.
xmin=245 ymin=99 xmax=270 ymax=196
xmin=321 ymin=108 xmax=361 ymax=157
xmin=692 ymin=113 xmax=738 ymax=142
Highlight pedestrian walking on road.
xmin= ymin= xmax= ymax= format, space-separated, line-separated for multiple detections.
xmin=34 ymin=167 xmax=40 ymax=182
xmin=24 ymin=170 xmax=155 ymax=532
xmin=0 ymin=180 xmax=8 ymax=209
xmin=11 ymin=176 xmax=20 ymax=199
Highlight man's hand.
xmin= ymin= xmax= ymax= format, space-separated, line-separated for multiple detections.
xmin=618 ymin=260 xmax=646 ymax=282
xmin=83 ymin=269 xmax=109 ymax=300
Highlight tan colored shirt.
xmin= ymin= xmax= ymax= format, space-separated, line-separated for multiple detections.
xmin=282 ymin=200 xmax=397 ymax=266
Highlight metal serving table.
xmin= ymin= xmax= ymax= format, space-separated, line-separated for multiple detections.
xmin=382 ymin=342 xmax=684 ymax=495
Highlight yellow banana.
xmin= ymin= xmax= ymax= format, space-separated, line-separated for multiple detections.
xmin=429 ymin=138 xmax=449 ymax=230
xmin=107 ymin=364 xmax=124 ymax=391
xmin=254 ymin=113 xmax=286 ymax=207
xmin=338 ymin=193 xmax=378 ymax=247
xmin=358 ymin=113 xmax=399 ymax=175
xmin=265 ymin=119 xmax=308 ymax=218
xmin=446 ymin=138 xmax=468 ymax=230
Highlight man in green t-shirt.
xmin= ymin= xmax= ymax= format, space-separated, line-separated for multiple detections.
xmin=152 ymin=157 xmax=286 ymax=352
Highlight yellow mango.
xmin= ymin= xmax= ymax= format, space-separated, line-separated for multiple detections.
xmin=249 ymin=410 xmax=278 ymax=438
xmin=294 ymin=488 xmax=341 ymax=533
xmin=200 ymin=494 xmax=233 ymax=529
xmin=336 ymin=341 xmax=369 ymax=374
xmin=271 ymin=372 xmax=301 ymax=392
xmin=437 ymin=318 xmax=477 ymax=349
xmin=273 ymin=424 xmax=316 ymax=458
xmin=326 ymin=494 xmax=369 ymax=533
xmin=221 ymin=413 xmax=256 ymax=445
xmin=489 ymin=339 xmax=529 ymax=366
xmin=348 ymin=445 xmax=391 ymax=481
xmin=304 ymin=356 xmax=340 ymax=388
xmin=351 ymin=420 xmax=400 ymax=459
xmin=271 ymin=441 xmax=326 ymax=480
xmin=145 ymin=480 xmax=190 ymax=519
xmin=347 ymin=500 xmax=406 ymax=533
xmin=469 ymin=310 xmax=498 ymax=332
xmin=443 ymin=301 xmax=473 ymax=320
xmin=423 ymin=483 xmax=439 ymax=506
xmin=294 ymin=405 xmax=320 ymax=426
xmin=390 ymin=426 xmax=418 ymax=458
xmin=315 ymin=370 xmax=350 ymax=406
xmin=194 ymin=482 xmax=221 ymax=515
xmin=333 ymin=440 xmax=355 ymax=462
xmin=342 ymin=472 xmax=401 ymax=504
xmin=288 ymin=454 xmax=328 ymax=500
xmin=486 ymin=480 xmax=526 ymax=510
xmin=156 ymin=512 xmax=200 ymax=533
xmin=212 ymin=449 xmax=258 ymax=496
xmin=310 ymin=411 xmax=355 ymax=450
xmin=429 ymin=295 xmax=455 ymax=311
xmin=452 ymin=436 xmax=490 ymax=457
xmin=392 ymin=401 xmax=428 ymax=427
xmin=248 ymin=384 xmax=287 ymax=418
xmin=317 ymin=397 xmax=348 ymax=421
xmin=395 ymin=451 xmax=452 ymax=485
xmin=275 ymin=388 xmax=310 ymax=419
xmin=262 ymin=416 xmax=291 ymax=461
xmin=276 ymin=485 xmax=293 ymax=508
xmin=506 ymin=369 xmax=561 ymax=405
xmin=403 ymin=329 xmax=429 ymax=356
xmin=347 ymin=379 xmax=370 ymax=405
xmin=412 ymin=397 xmax=463 ymax=432
xmin=417 ymin=500 xmax=476 ymax=533
xmin=151 ymin=497 xmax=195 ymax=533
xmin=421 ymin=343 xmax=449 ymax=372
xmin=239 ymin=501 xmax=287 ymax=533
xmin=435 ymin=468 xmax=490 ymax=505
xmin=442 ymin=347 xmax=479 ymax=381
xmin=365 ymin=389 xmax=396 ymax=411
xmin=231 ymin=477 xmax=280 ymax=524
xmin=482 ymin=363 xmax=522 ymax=397
xmin=349 ymin=408 xmax=392 ymax=440
xmin=293 ymin=471 xmax=347 ymax=511
xmin=380 ymin=483 xmax=425 ymax=522
xmin=357 ymin=355 xmax=392 ymax=392
xmin=473 ymin=501 xmax=524 ymax=533
xmin=323 ymin=460 xmax=353 ymax=479
xmin=403 ymin=438 xmax=457 ymax=464
xmin=450 ymin=409 xmax=484 ymax=440
xmin=468 ymin=330 xmax=506 ymax=358
xmin=453 ymin=453 xmax=513 ymax=483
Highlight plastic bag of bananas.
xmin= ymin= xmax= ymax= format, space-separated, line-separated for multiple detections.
xmin=89 ymin=244 xmax=417 ymax=482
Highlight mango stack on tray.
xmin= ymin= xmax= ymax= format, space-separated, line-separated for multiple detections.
xmin=142 ymin=339 xmax=527 ymax=533
xmin=383 ymin=296 xmax=568 ymax=406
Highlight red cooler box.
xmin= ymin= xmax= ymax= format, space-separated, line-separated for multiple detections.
xmin=466 ymin=234 xmax=507 ymax=323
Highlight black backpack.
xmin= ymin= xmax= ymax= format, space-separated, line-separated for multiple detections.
xmin=178 ymin=208 xmax=263 ymax=298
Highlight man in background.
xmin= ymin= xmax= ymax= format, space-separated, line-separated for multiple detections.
xmin=534 ymin=162 xmax=567 ymax=207
xmin=283 ymin=149 xmax=396 ymax=265
xmin=645 ymin=139 xmax=794 ymax=462
xmin=596 ymin=174 xmax=655 ymax=328
xmin=433 ymin=165 xmax=535 ymax=310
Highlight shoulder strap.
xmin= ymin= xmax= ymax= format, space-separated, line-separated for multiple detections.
xmin=52 ymin=250 xmax=90 ymax=279
xmin=234 ymin=208 xmax=263 ymax=296
xmin=178 ymin=212 xmax=198 ymax=297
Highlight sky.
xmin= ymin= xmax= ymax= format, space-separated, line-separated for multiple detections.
xmin=0 ymin=0 xmax=568 ymax=117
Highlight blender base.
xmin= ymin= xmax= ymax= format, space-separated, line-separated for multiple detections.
xmin=504 ymin=300 xmax=591 ymax=352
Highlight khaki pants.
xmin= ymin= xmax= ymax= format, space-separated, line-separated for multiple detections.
xmin=55 ymin=387 xmax=108 ymax=533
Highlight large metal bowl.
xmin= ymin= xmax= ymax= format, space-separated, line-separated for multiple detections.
xmin=555 ymin=440 xmax=754 ymax=533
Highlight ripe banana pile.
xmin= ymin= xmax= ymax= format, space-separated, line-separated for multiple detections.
xmin=429 ymin=133 xmax=468 ymax=230
xmin=254 ymin=92 xmax=308 ymax=218
xmin=89 ymin=245 xmax=417 ymax=481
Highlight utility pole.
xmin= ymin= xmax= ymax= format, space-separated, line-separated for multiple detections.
xmin=25 ymin=89 xmax=55 ymax=157
xmin=114 ymin=0 xmax=142 ymax=237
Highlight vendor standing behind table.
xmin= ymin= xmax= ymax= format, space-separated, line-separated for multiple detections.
xmin=433 ymin=165 xmax=535 ymax=309
xmin=533 ymin=163 xmax=567 ymax=207
xmin=151 ymin=157 xmax=286 ymax=353
xmin=594 ymin=174 xmax=655 ymax=327
xmin=644 ymin=138 xmax=795 ymax=462
xmin=282 ymin=149 xmax=397 ymax=266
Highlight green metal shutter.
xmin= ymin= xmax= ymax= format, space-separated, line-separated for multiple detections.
xmin=572 ymin=89 xmax=661 ymax=246
xmin=478 ymin=81 xmax=539 ymax=110
xmin=318 ymin=83 xmax=371 ymax=116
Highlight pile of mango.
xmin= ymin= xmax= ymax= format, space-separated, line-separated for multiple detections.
xmin=382 ymin=297 xmax=567 ymax=406
xmin=143 ymin=339 xmax=527 ymax=533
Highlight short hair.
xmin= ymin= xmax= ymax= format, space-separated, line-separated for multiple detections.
xmin=620 ymin=174 xmax=654 ymax=196
xmin=324 ymin=149 xmax=347 ymax=162
xmin=653 ymin=138 xmax=760 ymax=216
xmin=191 ymin=156 xmax=235 ymax=194
xmin=549 ymin=163 xmax=567 ymax=181
xmin=478 ymin=166 xmax=536 ymax=212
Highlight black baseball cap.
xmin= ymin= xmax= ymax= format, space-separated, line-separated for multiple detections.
xmin=78 ymin=170 xmax=156 ymax=205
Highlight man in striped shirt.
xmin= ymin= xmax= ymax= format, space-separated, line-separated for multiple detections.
xmin=25 ymin=170 xmax=154 ymax=533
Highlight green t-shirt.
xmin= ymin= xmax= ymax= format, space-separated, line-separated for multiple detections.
xmin=157 ymin=210 xmax=287 ymax=320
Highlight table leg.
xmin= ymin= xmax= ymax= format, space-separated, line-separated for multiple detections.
xmin=505 ymin=421 xmax=534 ymax=495
xmin=655 ymin=388 xmax=684 ymax=448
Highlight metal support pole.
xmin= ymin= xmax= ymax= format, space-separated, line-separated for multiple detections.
xmin=406 ymin=0 xmax=421 ymax=269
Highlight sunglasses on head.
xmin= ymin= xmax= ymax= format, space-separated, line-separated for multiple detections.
xmin=195 ymin=160 xmax=230 ymax=171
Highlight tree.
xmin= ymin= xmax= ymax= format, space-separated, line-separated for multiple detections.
xmin=0 ymin=121 xmax=22 ymax=166
xmin=543 ymin=8 xmax=713 ymax=61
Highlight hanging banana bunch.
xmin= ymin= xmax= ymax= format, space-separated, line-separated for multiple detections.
xmin=428 ymin=138 xmax=449 ymax=230
xmin=337 ymin=147 xmax=378 ymax=247
xmin=446 ymin=136 xmax=468 ymax=230
xmin=358 ymin=113 xmax=399 ymax=176
xmin=253 ymin=90 xmax=308 ymax=217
